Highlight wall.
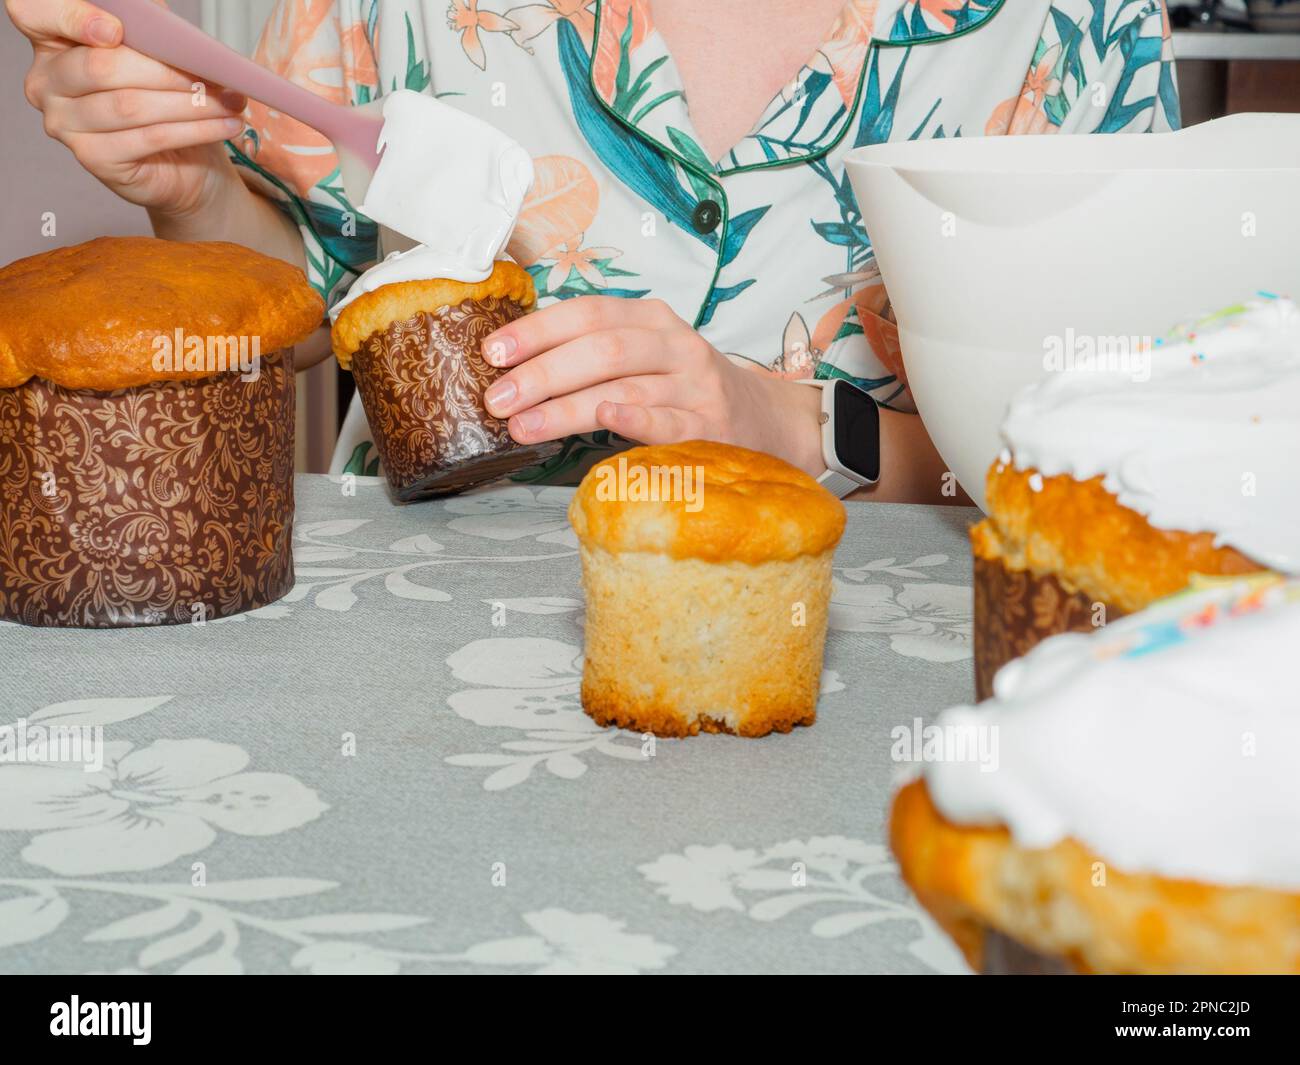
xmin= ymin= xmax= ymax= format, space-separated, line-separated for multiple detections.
xmin=0 ymin=0 xmax=204 ymax=265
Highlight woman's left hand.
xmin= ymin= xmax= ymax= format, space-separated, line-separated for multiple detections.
xmin=481 ymin=295 xmax=822 ymax=474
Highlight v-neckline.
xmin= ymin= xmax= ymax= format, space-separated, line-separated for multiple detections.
xmin=647 ymin=0 xmax=856 ymax=166
xmin=587 ymin=0 xmax=882 ymax=174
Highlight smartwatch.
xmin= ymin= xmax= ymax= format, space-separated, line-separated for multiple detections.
xmin=798 ymin=378 xmax=880 ymax=498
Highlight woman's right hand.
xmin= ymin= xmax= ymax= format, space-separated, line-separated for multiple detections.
xmin=8 ymin=0 xmax=248 ymax=221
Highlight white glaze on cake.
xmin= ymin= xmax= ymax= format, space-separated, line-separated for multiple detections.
xmin=1000 ymin=296 xmax=1300 ymax=574
xmin=330 ymin=90 xmax=534 ymax=320
xmin=926 ymin=576 xmax=1300 ymax=890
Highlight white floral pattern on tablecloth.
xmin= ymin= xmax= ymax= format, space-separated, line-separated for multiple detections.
xmin=444 ymin=485 xmax=578 ymax=547
xmin=640 ymin=836 xmax=969 ymax=973
xmin=0 ymin=698 xmax=326 ymax=875
xmin=0 ymin=696 xmax=673 ymax=974
xmin=830 ymin=554 xmax=972 ymax=662
xmin=0 ymin=476 xmax=984 ymax=974
xmin=0 ymin=878 xmax=674 ymax=975
xmin=215 ymin=485 xmax=580 ymax=620
xmin=443 ymin=635 xmax=846 ymax=791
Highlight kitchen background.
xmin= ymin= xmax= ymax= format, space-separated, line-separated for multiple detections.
xmin=2 ymin=0 xmax=1298 ymax=471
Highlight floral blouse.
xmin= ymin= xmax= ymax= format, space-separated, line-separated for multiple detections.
xmin=231 ymin=0 xmax=1179 ymax=482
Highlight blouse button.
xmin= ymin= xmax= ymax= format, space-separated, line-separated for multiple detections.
xmin=691 ymin=199 xmax=722 ymax=234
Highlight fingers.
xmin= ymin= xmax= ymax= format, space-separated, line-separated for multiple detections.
xmin=484 ymin=296 xmax=681 ymax=368
xmin=500 ymin=375 xmax=682 ymax=444
xmin=34 ymin=47 xmax=247 ymax=162
xmin=45 ymin=43 xmax=206 ymax=97
xmin=483 ymin=327 xmax=700 ymax=419
xmin=65 ymin=115 xmax=245 ymax=168
xmin=48 ymin=87 xmax=245 ymax=134
xmin=6 ymin=0 xmax=122 ymax=47
xmin=595 ymin=402 xmax=707 ymax=446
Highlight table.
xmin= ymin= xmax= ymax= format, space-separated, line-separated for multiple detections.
xmin=0 ymin=475 xmax=979 ymax=975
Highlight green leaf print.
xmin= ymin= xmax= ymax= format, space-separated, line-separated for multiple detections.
xmin=666 ymin=127 xmax=717 ymax=206
xmin=342 ymin=441 xmax=382 ymax=478
xmin=402 ymin=13 xmax=430 ymax=92
xmin=631 ymin=90 xmax=684 ymax=126
xmin=666 ymin=126 xmax=714 ymax=174
xmin=609 ymin=18 xmax=682 ymax=121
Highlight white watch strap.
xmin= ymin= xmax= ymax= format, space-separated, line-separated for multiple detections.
xmin=816 ymin=468 xmax=862 ymax=498
xmin=798 ymin=379 xmax=870 ymax=499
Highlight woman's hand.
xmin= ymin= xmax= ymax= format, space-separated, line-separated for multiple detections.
xmin=482 ymin=296 xmax=826 ymax=475
xmin=9 ymin=0 xmax=248 ymax=221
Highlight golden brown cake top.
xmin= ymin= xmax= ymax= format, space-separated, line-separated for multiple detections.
xmin=0 ymin=237 xmax=324 ymax=391
xmin=569 ymin=440 xmax=846 ymax=564
xmin=975 ymin=461 xmax=1266 ymax=613
xmin=330 ymin=259 xmax=536 ymax=370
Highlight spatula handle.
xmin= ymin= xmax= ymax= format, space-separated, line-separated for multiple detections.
xmin=93 ymin=0 xmax=382 ymax=167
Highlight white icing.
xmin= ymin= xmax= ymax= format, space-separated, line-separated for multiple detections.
xmin=926 ymin=577 xmax=1300 ymax=890
xmin=330 ymin=90 xmax=534 ymax=321
xmin=1001 ymin=296 xmax=1300 ymax=574
xmin=330 ymin=244 xmax=519 ymax=322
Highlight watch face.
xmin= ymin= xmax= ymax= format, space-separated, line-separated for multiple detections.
xmin=833 ymin=381 xmax=881 ymax=483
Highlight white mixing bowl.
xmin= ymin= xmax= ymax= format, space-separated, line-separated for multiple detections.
xmin=845 ymin=113 xmax=1300 ymax=511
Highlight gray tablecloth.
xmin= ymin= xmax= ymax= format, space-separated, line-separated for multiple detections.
xmin=0 ymin=474 xmax=979 ymax=974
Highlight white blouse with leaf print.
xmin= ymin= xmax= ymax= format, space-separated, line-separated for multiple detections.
xmin=229 ymin=0 xmax=1179 ymax=483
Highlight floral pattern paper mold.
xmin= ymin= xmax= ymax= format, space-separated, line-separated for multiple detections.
xmin=971 ymin=554 xmax=1123 ymax=701
xmin=350 ymin=296 xmax=560 ymax=500
xmin=0 ymin=351 xmax=296 ymax=628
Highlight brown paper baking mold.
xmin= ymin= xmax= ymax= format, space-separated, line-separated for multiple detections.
xmin=0 ymin=349 xmax=295 ymax=627
xmin=973 ymin=554 xmax=1125 ymax=701
xmin=350 ymin=297 xmax=559 ymax=502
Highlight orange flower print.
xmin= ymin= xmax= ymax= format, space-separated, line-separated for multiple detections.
xmin=853 ymin=282 xmax=907 ymax=386
xmin=915 ymin=0 xmax=959 ymax=31
xmin=1160 ymin=0 xmax=1174 ymax=61
xmin=986 ymin=44 xmax=1061 ymax=136
xmin=448 ymin=0 xmax=520 ymax=70
xmin=811 ymin=296 xmax=854 ymax=357
xmin=340 ymin=19 xmax=379 ymax=96
xmin=818 ymin=0 xmax=879 ymax=107
xmin=592 ymin=0 xmax=652 ymax=101
xmin=768 ymin=313 xmax=822 ymax=378
xmin=509 ymin=155 xmax=600 ymax=265
xmin=546 ymin=239 xmax=622 ymax=288
xmin=244 ymin=0 xmax=344 ymax=196
xmin=504 ymin=0 xmax=596 ymax=52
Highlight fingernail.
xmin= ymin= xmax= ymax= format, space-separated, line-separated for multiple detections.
xmin=512 ymin=409 xmax=543 ymax=437
xmin=483 ymin=334 xmax=517 ymax=366
xmin=484 ymin=379 xmax=517 ymax=412
xmin=220 ymin=90 xmax=248 ymax=112
xmin=222 ymin=117 xmax=245 ymax=135
xmin=88 ymin=17 xmax=120 ymax=45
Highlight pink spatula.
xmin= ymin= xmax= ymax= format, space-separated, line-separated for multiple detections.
xmin=94 ymin=0 xmax=384 ymax=204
